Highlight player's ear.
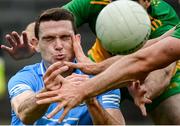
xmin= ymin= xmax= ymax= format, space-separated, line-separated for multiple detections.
xmin=33 ymin=38 xmax=40 ymax=53
xmin=75 ymin=34 xmax=81 ymax=43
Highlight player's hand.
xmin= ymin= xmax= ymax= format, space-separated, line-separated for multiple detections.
xmin=1 ymin=31 xmax=36 ymax=60
xmin=72 ymin=35 xmax=92 ymax=63
xmin=128 ymin=81 xmax=152 ymax=116
xmin=36 ymin=77 xmax=87 ymax=122
xmin=64 ymin=61 xmax=101 ymax=75
xmin=43 ymin=62 xmax=69 ymax=91
xmin=36 ymin=66 xmax=88 ymax=122
xmin=63 ymin=35 xmax=101 ymax=75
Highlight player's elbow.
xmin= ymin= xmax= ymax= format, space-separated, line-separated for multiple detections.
xmin=18 ymin=109 xmax=36 ymax=125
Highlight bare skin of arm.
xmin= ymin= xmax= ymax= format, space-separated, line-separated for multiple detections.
xmin=86 ymin=97 xmax=125 ymax=125
xmin=143 ymin=62 xmax=176 ymax=99
xmin=11 ymin=89 xmax=49 ymax=125
xmin=83 ymin=36 xmax=180 ymax=98
xmin=36 ymin=33 xmax=180 ymax=121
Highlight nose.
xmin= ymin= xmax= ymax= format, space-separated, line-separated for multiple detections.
xmin=54 ymin=38 xmax=63 ymax=50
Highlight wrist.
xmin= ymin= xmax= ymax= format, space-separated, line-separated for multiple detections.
xmin=85 ymin=97 xmax=97 ymax=105
xmin=96 ymin=62 xmax=106 ymax=74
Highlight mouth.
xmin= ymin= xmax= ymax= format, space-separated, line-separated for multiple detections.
xmin=54 ymin=54 xmax=65 ymax=60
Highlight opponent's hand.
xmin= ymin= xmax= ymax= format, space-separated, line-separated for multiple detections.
xmin=36 ymin=65 xmax=88 ymax=122
xmin=63 ymin=35 xmax=101 ymax=75
xmin=64 ymin=61 xmax=101 ymax=75
xmin=1 ymin=31 xmax=36 ymax=60
xmin=128 ymin=81 xmax=152 ymax=116
xmin=43 ymin=62 xmax=69 ymax=91
xmin=72 ymin=35 xmax=92 ymax=63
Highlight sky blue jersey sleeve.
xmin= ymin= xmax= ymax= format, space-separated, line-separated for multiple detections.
xmin=98 ymin=89 xmax=121 ymax=109
xmin=8 ymin=69 xmax=39 ymax=99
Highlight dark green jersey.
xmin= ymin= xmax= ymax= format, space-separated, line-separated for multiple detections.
xmin=63 ymin=0 xmax=180 ymax=62
xmin=149 ymin=0 xmax=179 ymax=39
xmin=63 ymin=0 xmax=179 ymax=37
xmin=171 ymin=23 xmax=180 ymax=39
xmin=63 ymin=0 xmax=108 ymax=33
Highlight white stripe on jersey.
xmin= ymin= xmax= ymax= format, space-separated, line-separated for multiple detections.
xmin=102 ymin=94 xmax=120 ymax=99
xmin=102 ymin=101 xmax=120 ymax=105
xmin=102 ymin=97 xmax=120 ymax=103
xmin=9 ymin=84 xmax=32 ymax=95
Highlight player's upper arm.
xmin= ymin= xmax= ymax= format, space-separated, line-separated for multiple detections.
xmin=105 ymin=108 xmax=125 ymax=124
xmin=8 ymin=69 xmax=38 ymax=115
xmin=100 ymin=89 xmax=121 ymax=109
xmin=11 ymin=90 xmax=35 ymax=115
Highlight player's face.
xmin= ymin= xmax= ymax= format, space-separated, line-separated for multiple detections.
xmin=37 ymin=20 xmax=75 ymax=66
xmin=138 ymin=0 xmax=150 ymax=10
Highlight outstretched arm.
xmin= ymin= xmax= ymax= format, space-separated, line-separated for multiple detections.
xmin=84 ymin=36 xmax=180 ymax=98
xmin=65 ymin=27 xmax=176 ymax=75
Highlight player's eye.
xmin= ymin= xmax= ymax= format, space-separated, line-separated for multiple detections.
xmin=61 ymin=35 xmax=71 ymax=41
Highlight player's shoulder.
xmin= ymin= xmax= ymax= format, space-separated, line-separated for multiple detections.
xmin=151 ymin=0 xmax=173 ymax=9
xmin=8 ymin=63 xmax=41 ymax=86
xmin=175 ymin=23 xmax=180 ymax=29
xmin=8 ymin=63 xmax=42 ymax=97
xmin=100 ymin=89 xmax=121 ymax=100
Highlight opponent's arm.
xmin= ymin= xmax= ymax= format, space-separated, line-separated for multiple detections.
xmin=84 ymin=36 xmax=180 ymax=98
xmin=66 ymin=28 xmax=176 ymax=75
xmin=142 ymin=27 xmax=176 ymax=48
xmin=86 ymin=97 xmax=125 ymax=125
xmin=143 ymin=62 xmax=176 ymax=99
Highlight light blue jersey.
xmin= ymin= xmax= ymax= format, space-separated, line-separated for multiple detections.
xmin=8 ymin=61 xmax=121 ymax=125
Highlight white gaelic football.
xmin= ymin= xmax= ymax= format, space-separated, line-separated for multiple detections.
xmin=96 ymin=0 xmax=151 ymax=54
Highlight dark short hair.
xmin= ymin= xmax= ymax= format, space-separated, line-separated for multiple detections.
xmin=34 ymin=8 xmax=78 ymax=39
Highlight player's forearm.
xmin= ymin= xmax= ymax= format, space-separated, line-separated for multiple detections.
xmin=86 ymin=98 xmax=123 ymax=125
xmin=97 ymin=55 xmax=123 ymax=73
xmin=143 ymin=27 xmax=175 ymax=48
xmin=84 ymin=54 xmax=144 ymax=99
xmin=84 ymin=37 xmax=180 ymax=99
xmin=18 ymin=89 xmax=49 ymax=124
xmin=144 ymin=62 xmax=176 ymax=99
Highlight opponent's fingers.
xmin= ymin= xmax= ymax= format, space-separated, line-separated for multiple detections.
xmin=36 ymin=90 xmax=58 ymax=98
xmin=44 ymin=62 xmax=65 ymax=78
xmin=5 ymin=34 xmax=16 ymax=47
xmin=44 ymin=66 xmax=68 ymax=83
xmin=64 ymin=61 xmax=83 ymax=70
xmin=140 ymin=88 xmax=147 ymax=97
xmin=0 ymin=45 xmax=12 ymax=53
xmin=12 ymin=31 xmax=21 ymax=45
xmin=36 ymin=95 xmax=61 ymax=104
xmin=22 ymin=31 xmax=29 ymax=45
xmin=58 ymin=106 xmax=71 ymax=123
xmin=139 ymin=104 xmax=147 ymax=116
xmin=144 ymin=97 xmax=152 ymax=104
xmin=73 ymin=36 xmax=85 ymax=60
xmin=47 ymin=101 xmax=68 ymax=119
xmin=133 ymin=80 xmax=141 ymax=89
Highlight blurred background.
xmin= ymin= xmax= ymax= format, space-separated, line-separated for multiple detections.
xmin=0 ymin=0 xmax=179 ymax=124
